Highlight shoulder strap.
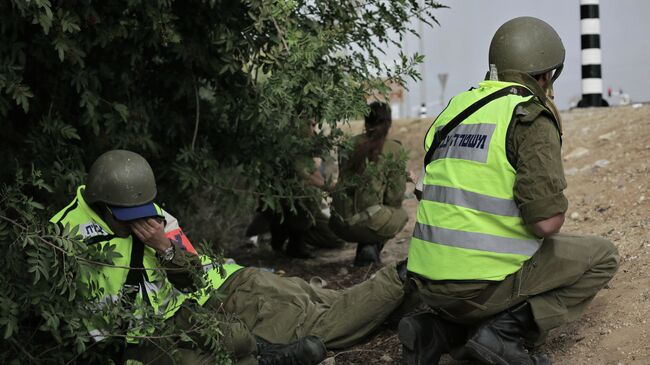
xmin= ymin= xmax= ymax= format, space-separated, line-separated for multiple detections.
xmin=124 ymin=237 xmax=151 ymax=305
xmin=423 ymin=85 xmax=532 ymax=167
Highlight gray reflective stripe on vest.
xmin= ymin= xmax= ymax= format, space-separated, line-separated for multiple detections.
xmin=413 ymin=223 xmax=541 ymax=256
xmin=143 ymin=280 xmax=162 ymax=295
xmin=87 ymin=295 xmax=118 ymax=342
xmin=203 ymin=262 xmax=218 ymax=272
xmin=421 ymin=184 xmax=521 ymax=217
xmin=142 ymin=280 xmax=181 ymax=310
xmin=88 ymin=328 xmax=109 ymax=342
xmin=431 ymin=123 xmax=496 ymax=163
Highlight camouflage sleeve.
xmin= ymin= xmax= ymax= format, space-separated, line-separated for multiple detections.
xmin=162 ymin=210 xmax=203 ymax=292
xmin=510 ymin=112 xmax=568 ymax=224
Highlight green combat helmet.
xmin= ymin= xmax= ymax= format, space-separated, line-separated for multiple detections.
xmin=489 ymin=16 xmax=565 ymax=82
xmin=84 ymin=150 xmax=157 ymax=207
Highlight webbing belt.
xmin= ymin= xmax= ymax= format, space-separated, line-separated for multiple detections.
xmin=409 ymin=273 xmax=500 ymax=319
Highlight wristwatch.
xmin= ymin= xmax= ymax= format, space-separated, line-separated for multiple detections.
xmin=158 ymin=243 xmax=175 ymax=262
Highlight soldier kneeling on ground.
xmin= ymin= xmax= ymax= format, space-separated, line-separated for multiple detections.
xmin=398 ymin=17 xmax=619 ymax=365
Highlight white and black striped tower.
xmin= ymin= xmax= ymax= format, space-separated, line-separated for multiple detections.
xmin=579 ymin=0 xmax=605 ymax=107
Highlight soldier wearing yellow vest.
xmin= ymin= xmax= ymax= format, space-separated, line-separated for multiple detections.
xmin=51 ymin=150 xmax=327 ymax=365
xmin=52 ymin=150 xmax=417 ymax=365
xmin=398 ymin=17 xmax=619 ymax=365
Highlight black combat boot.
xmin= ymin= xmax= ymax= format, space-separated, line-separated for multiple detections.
xmin=256 ymin=336 xmax=327 ymax=365
xmin=398 ymin=312 xmax=468 ymax=365
xmin=286 ymin=231 xmax=314 ymax=259
xmin=353 ymin=242 xmax=381 ymax=266
xmin=463 ymin=301 xmax=551 ymax=365
xmin=269 ymin=220 xmax=289 ymax=252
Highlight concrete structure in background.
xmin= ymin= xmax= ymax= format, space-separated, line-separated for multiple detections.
xmin=578 ymin=0 xmax=607 ymax=107
xmin=419 ymin=103 xmax=427 ymax=119
xmin=418 ymin=0 xmax=428 ymax=118
xmin=438 ymin=73 xmax=449 ymax=106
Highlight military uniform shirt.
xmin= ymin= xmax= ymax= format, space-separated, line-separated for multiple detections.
xmin=503 ymin=71 xmax=568 ymax=224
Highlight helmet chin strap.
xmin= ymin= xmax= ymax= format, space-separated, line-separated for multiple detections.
xmin=100 ymin=203 xmax=132 ymax=237
xmin=551 ymin=64 xmax=563 ymax=83
xmin=544 ymin=83 xmax=563 ymax=134
xmin=545 ymin=83 xmax=554 ymax=100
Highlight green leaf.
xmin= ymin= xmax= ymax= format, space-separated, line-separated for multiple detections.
xmin=59 ymin=124 xmax=80 ymax=140
xmin=113 ymin=103 xmax=128 ymax=122
xmin=3 ymin=321 xmax=15 ymax=339
xmin=61 ymin=15 xmax=81 ymax=33
xmin=29 ymin=200 xmax=45 ymax=210
xmin=37 ymin=12 xmax=53 ymax=34
xmin=53 ymin=38 xmax=68 ymax=62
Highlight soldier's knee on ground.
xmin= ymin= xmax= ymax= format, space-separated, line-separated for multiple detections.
xmin=590 ymin=236 xmax=620 ymax=274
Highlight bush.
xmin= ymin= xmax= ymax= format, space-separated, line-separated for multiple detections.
xmin=0 ymin=0 xmax=443 ymax=363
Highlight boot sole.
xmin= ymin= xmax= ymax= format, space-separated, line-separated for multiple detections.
xmin=464 ymin=339 xmax=509 ymax=365
xmin=398 ymin=317 xmax=418 ymax=350
xmin=398 ymin=317 xmax=421 ymax=365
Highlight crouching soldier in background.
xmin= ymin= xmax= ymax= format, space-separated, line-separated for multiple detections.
xmin=260 ymin=119 xmax=345 ymax=259
xmin=52 ymin=149 xmax=416 ymax=365
xmin=330 ymin=102 xmax=410 ymax=266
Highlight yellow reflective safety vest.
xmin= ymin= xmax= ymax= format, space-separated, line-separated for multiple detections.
xmin=50 ymin=185 xmax=243 ymax=341
xmin=408 ymin=80 xmax=548 ymax=281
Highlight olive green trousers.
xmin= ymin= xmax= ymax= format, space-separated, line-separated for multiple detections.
xmin=220 ymin=264 xmax=406 ymax=348
xmin=125 ymin=264 xmax=410 ymax=364
xmin=415 ymin=234 xmax=619 ymax=342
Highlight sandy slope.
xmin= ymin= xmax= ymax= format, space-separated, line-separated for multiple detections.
xmin=537 ymin=105 xmax=650 ymax=365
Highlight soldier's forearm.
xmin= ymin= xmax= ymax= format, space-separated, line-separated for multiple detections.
xmin=164 ymin=250 xmax=203 ymax=292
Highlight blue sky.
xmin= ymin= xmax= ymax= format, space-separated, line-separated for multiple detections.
xmin=394 ymin=0 xmax=650 ymax=117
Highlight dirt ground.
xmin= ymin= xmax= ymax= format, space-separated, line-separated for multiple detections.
xmin=236 ymin=103 xmax=650 ymax=365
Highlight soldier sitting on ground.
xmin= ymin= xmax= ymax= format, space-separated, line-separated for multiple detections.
xmin=52 ymin=149 xmax=417 ymax=365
